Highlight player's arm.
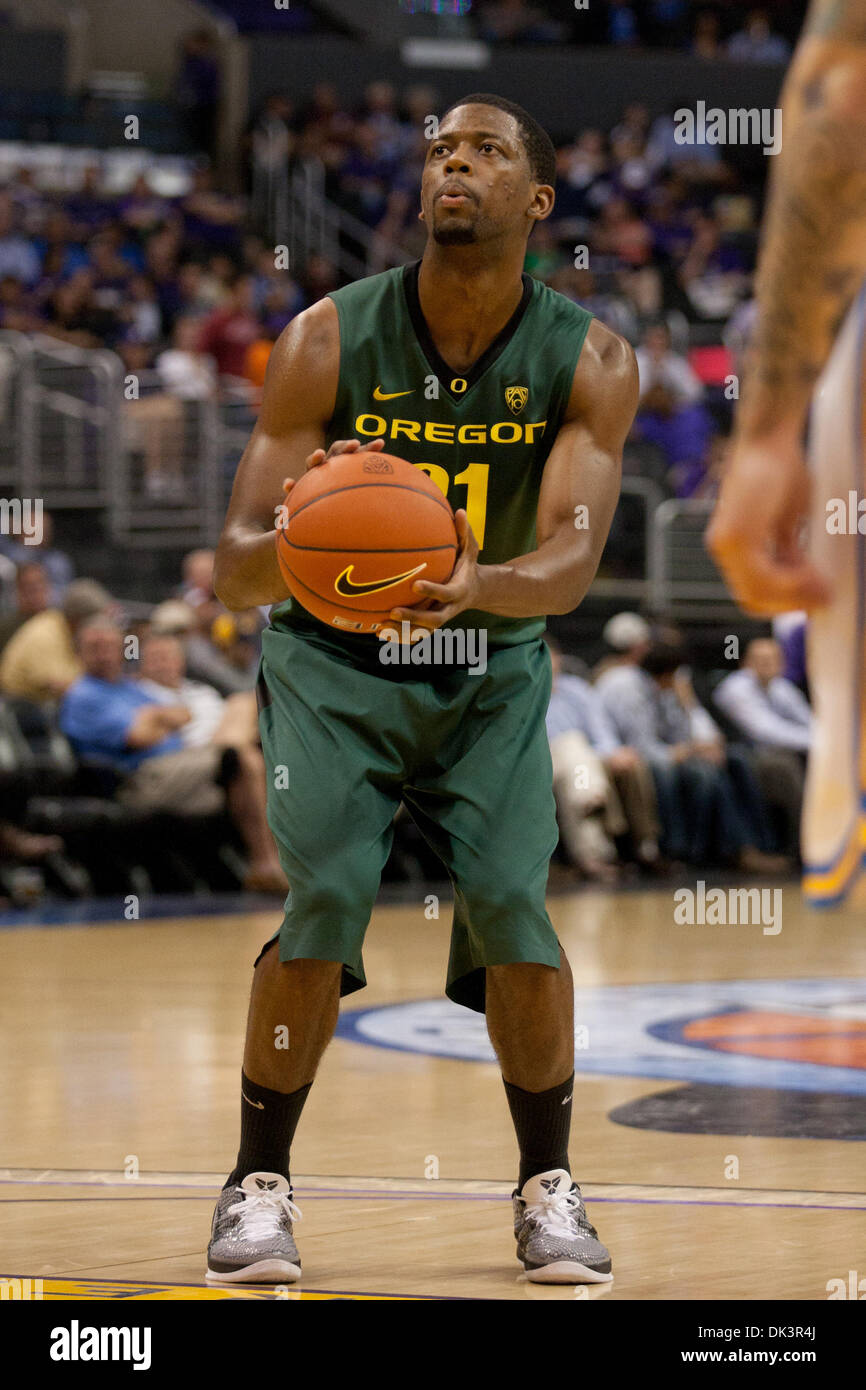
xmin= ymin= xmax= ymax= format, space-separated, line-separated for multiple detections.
xmin=736 ymin=0 xmax=866 ymax=440
xmin=401 ymin=320 xmax=638 ymax=625
xmin=707 ymin=0 xmax=866 ymax=613
xmin=213 ymin=299 xmax=340 ymax=612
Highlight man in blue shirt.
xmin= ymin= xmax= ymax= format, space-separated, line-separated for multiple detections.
xmin=545 ymin=637 xmax=660 ymax=877
xmin=61 ymin=617 xmax=286 ymax=892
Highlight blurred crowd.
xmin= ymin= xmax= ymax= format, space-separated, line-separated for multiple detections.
xmin=0 ymin=69 xmax=780 ymax=500
xmin=0 ymin=17 xmax=810 ymax=905
xmin=470 ymin=2 xmax=802 ymax=53
xmin=0 ymin=517 xmax=810 ymax=904
xmin=545 ymin=614 xmax=809 ymax=885
xmin=0 ymin=536 xmax=287 ymax=907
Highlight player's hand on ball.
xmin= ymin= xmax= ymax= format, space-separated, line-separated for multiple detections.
xmin=280 ymin=437 xmax=386 ymax=502
xmin=389 ymin=510 xmax=480 ymax=632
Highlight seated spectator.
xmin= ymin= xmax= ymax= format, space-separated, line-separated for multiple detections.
xmin=545 ymin=636 xmax=661 ymax=878
xmin=198 ymin=275 xmax=261 ymax=380
xmin=596 ymin=641 xmax=788 ymax=871
xmin=633 ymin=321 xmax=715 ymax=485
xmin=713 ymin=638 xmax=811 ymax=856
xmin=592 ymin=610 xmax=651 ymax=683
xmin=151 ymin=594 xmax=259 ymax=697
xmin=727 ymin=9 xmax=790 ymax=63
xmin=0 ymin=578 xmax=112 ymax=702
xmin=43 ymin=268 xmax=121 ymax=350
xmin=0 ymin=511 xmax=74 ymax=605
xmin=65 ymin=165 xmax=114 ymax=239
xmin=60 ymin=618 xmax=286 ymax=894
xmin=0 ymin=192 xmax=40 ymax=287
xmin=0 ymin=563 xmax=51 ymax=656
xmin=137 ymin=632 xmax=259 ymax=751
xmin=156 ymin=316 xmax=218 ymax=400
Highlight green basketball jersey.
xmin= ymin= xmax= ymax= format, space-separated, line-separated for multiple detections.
xmin=270 ymin=260 xmax=593 ymax=663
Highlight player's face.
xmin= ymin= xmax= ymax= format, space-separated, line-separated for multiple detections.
xmin=420 ymin=105 xmax=537 ymax=246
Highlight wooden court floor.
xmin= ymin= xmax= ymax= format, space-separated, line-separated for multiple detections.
xmin=2 ymin=884 xmax=865 ymax=1301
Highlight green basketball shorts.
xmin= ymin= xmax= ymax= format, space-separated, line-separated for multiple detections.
xmin=255 ymin=624 xmax=561 ymax=1013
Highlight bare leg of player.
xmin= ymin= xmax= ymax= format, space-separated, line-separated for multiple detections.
xmin=224 ymin=745 xmax=288 ymax=894
xmin=486 ymin=947 xmax=613 ymax=1283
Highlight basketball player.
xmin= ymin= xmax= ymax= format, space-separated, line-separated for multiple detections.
xmin=207 ymin=94 xmax=638 ymax=1284
xmin=707 ymin=0 xmax=866 ymax=905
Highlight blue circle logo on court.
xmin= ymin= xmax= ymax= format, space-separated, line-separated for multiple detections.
xmin=336 ymin=978 xmax=866 ymax=1094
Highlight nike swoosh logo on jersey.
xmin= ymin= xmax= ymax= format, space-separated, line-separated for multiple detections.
xmin=242 ymin=1091 xmax=265 ymax=1110
xmin=373 ymin=385 xmax=414 ymax=400
xmin=334 ymin=562 xmax=426 ymax=598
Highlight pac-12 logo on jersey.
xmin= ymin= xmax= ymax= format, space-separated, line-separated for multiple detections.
xmin=505 ymin=385 xmax=529 ymax=416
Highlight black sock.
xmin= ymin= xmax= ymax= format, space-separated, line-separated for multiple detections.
xmin=224 ymin=1071 xmax=312 ymax=1189
xmin=503 ymin=1073 xmax=574 ymax=1192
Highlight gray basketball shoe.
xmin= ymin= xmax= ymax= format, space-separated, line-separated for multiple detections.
xmin=513 ymin=1169 xmax=613 ymax=1283
xmin=206 ymin=1172 xmax=302 ymax=1283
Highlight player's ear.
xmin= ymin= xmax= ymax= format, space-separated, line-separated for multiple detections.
xmin=529 ymin=185 xmax=555 ymax=224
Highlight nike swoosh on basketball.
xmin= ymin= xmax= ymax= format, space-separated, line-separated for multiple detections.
xmin=334 ymin=562 xmax=427 ymax=598
xmin=242 ymin=1091 xmax=265 ymax=1110
xmin=373 ymin=385 xmax=414 ymax=400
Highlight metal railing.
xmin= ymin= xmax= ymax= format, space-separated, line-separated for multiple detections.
xmin=594 ymin=476 xmax=664 ymax=603
xmin=649 ymin=497 xmax=738 ymax=619
xmin=258 ymin=158 xmax=413 ymax=282
xmin=0 ymin=332 xmax=227 ymax=549
xmin=112 ymin=369 xmax=224 ymax=548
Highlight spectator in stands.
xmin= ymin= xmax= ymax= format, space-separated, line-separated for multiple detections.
xmin=119 ymin=174 xmax=175 ymax=242
xmin=727 ymin=8 xmax=790 ymax=63
xmin=359 ymin=82 xmax=405 ymax=165
xmin=691 ymin=9 xmax=722 ymax=59
xmin=181 ymin=167 xmax=243 ymax=256
xmin=0 ymin=577 xmax=112 ymax=701
xmin=633 ymin=321 xmax=715 ymax=487
xmin=43 ymin=268 xmax=121 ymax=349
xmin=297 ymin=81 xmax=354 ymax=163
xmin=0 ymin=274 xmax=40 ymax=332
xmin=138 ymin=631 xmax=259 ymax=748
xmin=65 ymin=165 xmax=114 ymax=238
xmin=646 ymin=104 xmax=731 ymax=186
xmin=176 ymin=28 xmax=222 ymax=160
xmin=0 ymin=512 xmax=74 ymax=605
xmin=121 ymin=274 xmax=163 ymax=345
xmin=606 ymin=0 xmax=640 ymax=46
xmin=0 ymin=192 xmax=40 ymax=287
xmin=593 ymin=610 xmax=651 ymax=682
xmin=151 ymin=598 xmax=258 ymax=698
xmin=156 ymin=315 xmax=218 ymax=400
xmin=0 ymin=563 xmax=51 ymax=656
xmin=88 ymin=231 xmax=136 ymax=313
xmin=197 ymin=274 xmax=261 ymax=380
xmin=677 ymin=209 xmax=751 ymax=323
xmin=596 ymin=640 xmax=788 ymax=871
xmin=713 ymin=638 xmax=810 ymax=856
xmin=60 ymin=617 xmax=286 ymax=894
xmin=545 ymin=636 xmax=661 ymax=878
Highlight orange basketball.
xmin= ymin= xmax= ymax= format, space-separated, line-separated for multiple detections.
xmin=276 ymin=451 xmax=457 ymax=634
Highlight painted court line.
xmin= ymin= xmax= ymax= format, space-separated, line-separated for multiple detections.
xmin=2 ymin=1170 xmax=864 ymax=1211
